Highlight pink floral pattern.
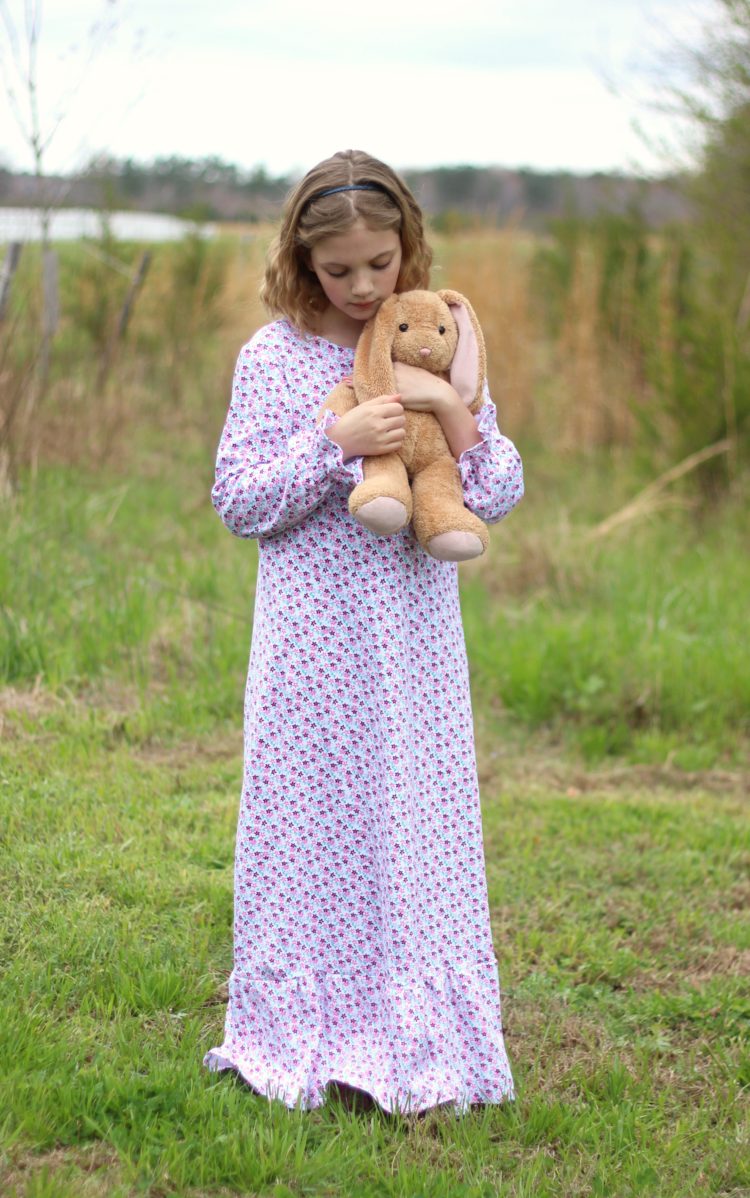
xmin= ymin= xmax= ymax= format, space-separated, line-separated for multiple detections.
xmin=204 ymin=319 xmax=523 ymax=1115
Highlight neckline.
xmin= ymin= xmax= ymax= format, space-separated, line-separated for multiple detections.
xmin=312 ymin=334 xmax=356 ymax=351
xmin=282 ymin=318 xmax=356 ymax=352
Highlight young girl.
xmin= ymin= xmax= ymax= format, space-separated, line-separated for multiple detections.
xmin=203 ymin=149 xmax=524 ymax=1117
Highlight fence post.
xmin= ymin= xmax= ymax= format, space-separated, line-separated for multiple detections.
xmin=97 ymin=250 xmax=152 ymax=390
xmin=0 ymin=242 xmax=23 ymax=323
xmin=117 ymin=250 xmax=152 ymax=340
xmin=38 ymin=247 xmax=59 ymax=390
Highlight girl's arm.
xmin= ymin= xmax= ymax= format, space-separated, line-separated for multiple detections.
xmin=394 ymin=364 xmax=524 ymax=523
xmin=393 ymin=362 xmax=480 ymax=458
xmin=212 ymin=329 xmax=364 ymax=539
xmin=456 ymin=391 xmax=524 ymax=523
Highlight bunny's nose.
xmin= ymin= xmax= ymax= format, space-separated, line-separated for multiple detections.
xmin=419 ymin=347 xmax=432 ymax=357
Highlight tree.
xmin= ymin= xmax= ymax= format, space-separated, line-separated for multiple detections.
xmin=688 ymin=1 xmax=750 ymax=464
xmin=658 ymin=1 xmax=750 ymax=271
xmin=0 ymin=0 xmax=123 ymax=482
xmin=0 ymin=0 xmax=121 ymax=240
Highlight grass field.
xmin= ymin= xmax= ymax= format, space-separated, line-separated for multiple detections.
xmin=1 ymin=446 xmax=748 ymax=1197
xmin=1 ymin=226 xmax=748 ymax=1195
xmin=0 ymin=692 xmax=747 ymax=1196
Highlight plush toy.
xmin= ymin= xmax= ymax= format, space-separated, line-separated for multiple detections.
xmin=321 ymin=288 xmax=490 ymax=562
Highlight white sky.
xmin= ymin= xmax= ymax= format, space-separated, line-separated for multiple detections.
xmin=0 ymin=0 xmax=714 ymax=179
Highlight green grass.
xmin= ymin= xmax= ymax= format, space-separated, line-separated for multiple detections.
xmin=1 ymin=697 xmax=747 ymax=1197
xmin=461 ymin=448 xmax=750 ymax=767
xmin=1 ymin=451 xmax=748 ymax=1195
xmin=2 ymin=449 xmax=747 ymax=763
xmin=0 ymin=462 xmax=253 ymax=734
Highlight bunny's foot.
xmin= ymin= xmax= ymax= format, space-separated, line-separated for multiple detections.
xmin=349 ymin=453 xmax=412 ymax=535
xmin=427 ymin=531 xmax=485 ymax=562
xmin=355 ymin=496 xmax=410 ymax=535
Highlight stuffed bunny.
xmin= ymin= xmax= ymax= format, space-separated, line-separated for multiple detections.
xmin=321 ymin=288 xmax=489 ymax=561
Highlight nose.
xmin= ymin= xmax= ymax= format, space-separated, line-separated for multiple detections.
xmin=419 ymin=347 xmax=432 ymax=357
xmin=351 ymin=272 xmax=374 ymax=298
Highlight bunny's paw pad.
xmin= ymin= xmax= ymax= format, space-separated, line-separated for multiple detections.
xmin=355 ymin=497 xmax=410 ymax=535
xmin=427 ymin=531 xmax=485 ymax=561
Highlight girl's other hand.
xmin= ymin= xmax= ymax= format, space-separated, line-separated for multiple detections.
xmin=326 ymin=397 xmax=406 ymax=459
xmin=394 ymin=362 xmax=482 ymax=459
xmin=393 ymin=363 xmax=459 ymax=415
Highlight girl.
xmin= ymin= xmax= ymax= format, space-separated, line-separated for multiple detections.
xmin=204 ymin=149 xmax=524 ymax=1117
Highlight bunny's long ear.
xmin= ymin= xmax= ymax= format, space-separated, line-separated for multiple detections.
xmin=353 ymin=294 xmax=401 ymax=402
xmin=436 ymin=288 xmax=486 ymax=408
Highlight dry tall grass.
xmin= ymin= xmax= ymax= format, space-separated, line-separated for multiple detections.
xmin=432 ymin=228 xmax=536 ymax=443
xmin=433 ymin=228 xmax=665 ymax=452
xmin=0 ymin=222 xmax=738 ymax=479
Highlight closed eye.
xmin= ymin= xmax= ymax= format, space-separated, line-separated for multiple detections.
xmin=322 ymin=255 xmax=394 ymax=279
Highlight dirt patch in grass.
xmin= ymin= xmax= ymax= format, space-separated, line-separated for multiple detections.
xmin=478 ymin=747 xmax=749 ymax=798
xmin=556 ymin=762 xmax=748 ymax=796
xmin=133 ymin=732 xmax=242 ymax=768
xmin=628 ymin=941 xmax=750 ymax=991
xmin=1 ymin=1143 xmax=125 ymax=1197
xmin=504 ymin=1002 xmax=626 ymax=1099
xmin=683 ymin=944 xmax=750 ymax=985
xmin=0 ymin=680 xmax=141 ymax=735
xmin=0 ymin=683 xmax=66 ymax=740
xmin=503 ymin=996 xmax=731 ymax=1114
xmin=0 ymin=683 xmax=59 ymax=716
xmin=0 ymin=681 xmax=243 ymax=768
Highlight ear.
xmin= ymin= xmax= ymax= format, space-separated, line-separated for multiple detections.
xmin=353 ymin=294 xmax=401 ymax=401
xmin=436 ymin=288 xmax=486 ymax=407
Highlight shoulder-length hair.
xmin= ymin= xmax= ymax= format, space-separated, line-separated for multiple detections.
xmin=261 ymin=149 xmax=433 ymax=333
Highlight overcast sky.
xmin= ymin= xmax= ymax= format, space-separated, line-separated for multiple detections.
xmin=0 ymin=0 xmax=713 ymax=179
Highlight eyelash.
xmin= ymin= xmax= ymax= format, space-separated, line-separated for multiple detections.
xmin=327 ymin=263 xmax=391 ymax=278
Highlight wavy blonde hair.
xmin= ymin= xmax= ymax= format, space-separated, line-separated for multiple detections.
xmin=261 ymin=150 xmax=432 ymax=333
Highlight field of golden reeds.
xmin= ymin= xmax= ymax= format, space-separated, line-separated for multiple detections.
xmin=2 ymin=218 xmax=744 ymax=473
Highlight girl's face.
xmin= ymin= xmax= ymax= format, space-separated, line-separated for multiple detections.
xmin=309 ymin=219 xmax=402 ymax=327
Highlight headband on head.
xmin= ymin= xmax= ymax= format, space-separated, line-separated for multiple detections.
xmin=301 ymin=182 xmax=393 ymax=214
xmin=316 ymin=183 xmax=384 ymax=199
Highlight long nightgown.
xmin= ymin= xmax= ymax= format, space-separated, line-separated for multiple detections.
xmin=203 ymin=318 xmax=524 ymax=1115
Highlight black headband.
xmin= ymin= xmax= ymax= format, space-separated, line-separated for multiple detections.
xmin=315 ymin=183 xmax=383 ymax=198
xmin=303 ymin=182 xmax=392 ymax=211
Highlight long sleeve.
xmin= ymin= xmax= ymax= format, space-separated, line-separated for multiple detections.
xmin=458 ymin=397 xmax=524 ymax=524
xmin=212 ymin=328 xmax=363 ymax=539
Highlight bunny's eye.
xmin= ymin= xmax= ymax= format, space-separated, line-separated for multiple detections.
xmin=438 ymin=325 xmax=446 ymax=334
xmin=398 ymin=322 xmax=409 ymax=332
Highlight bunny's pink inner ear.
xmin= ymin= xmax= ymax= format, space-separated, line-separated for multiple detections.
xmin=448 ymin=303 xmax=480 ymax=406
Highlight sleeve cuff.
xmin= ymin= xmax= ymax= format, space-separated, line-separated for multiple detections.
xmin=316 ymin=408 xmax=364 ymax=486
xmin=457 ymin=400 xmax=498 ymax=471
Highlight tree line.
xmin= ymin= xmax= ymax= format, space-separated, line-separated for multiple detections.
xmin=0 ymin=155 xmax=690 ymax=229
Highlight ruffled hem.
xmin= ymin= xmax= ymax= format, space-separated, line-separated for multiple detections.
xmin=203 ymin=1047 xmax=515 ymax=1117
xmin=202 ymin=961 xmax=515 ymax=1116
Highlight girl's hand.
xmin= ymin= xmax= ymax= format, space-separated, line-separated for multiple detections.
xmin=326 ymin=396 xmax=406 ymax=459
xmin=394 ymin=363 xmax=483 ymax=460
xmin=393 ymin=363 xmax=459 ymax=416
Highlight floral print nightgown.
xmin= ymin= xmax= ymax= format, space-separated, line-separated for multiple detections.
xmin=203 ymin=318 xmax=524 ymax=1115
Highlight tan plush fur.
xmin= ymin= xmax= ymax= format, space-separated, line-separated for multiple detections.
xmin=321 ymin=289 xmax=490 ymax=561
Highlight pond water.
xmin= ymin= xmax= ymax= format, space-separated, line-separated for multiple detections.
xmin=0 ymin=207 xmax=216 ymax=243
